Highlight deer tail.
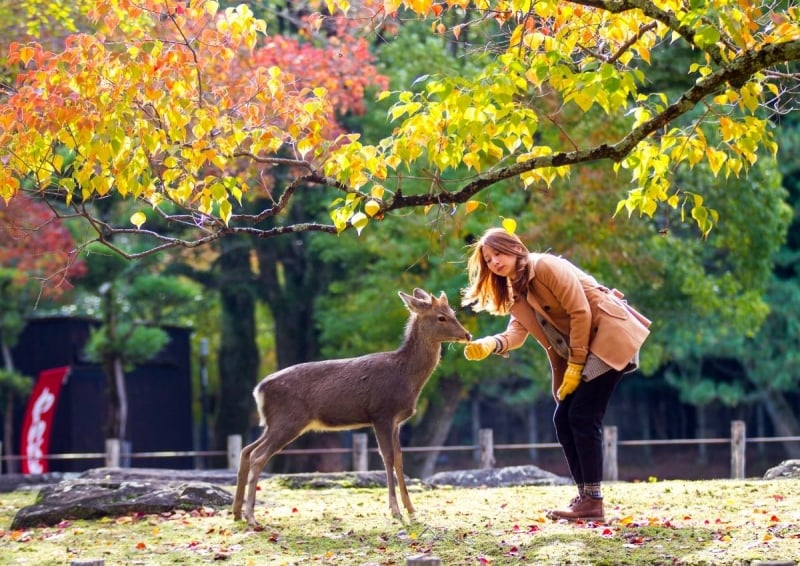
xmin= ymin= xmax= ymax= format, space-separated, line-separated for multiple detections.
xmin=253 ymin=381 xmax=268 ymax=427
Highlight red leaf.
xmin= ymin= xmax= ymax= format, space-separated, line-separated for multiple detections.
xmin=503 ymin=545 xmax=519 ymax=557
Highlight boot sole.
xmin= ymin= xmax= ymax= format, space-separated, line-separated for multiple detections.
xmin=546 ymin=511 xmax=605 ymax=522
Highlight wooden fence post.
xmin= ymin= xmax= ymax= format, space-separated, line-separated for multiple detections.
xmin=479 ymin=428 xmax=494 ymax=469
xmin=352 ymin=433 xmax=368 ymax=471
xmin=603 ymin=425 xmax=618 ymax=482
xmin=105 ymin=439 xmax=120 ymax=468
xmin=731 ymin=420 xmax=746 ymax=479
xmin=227 ymin=434 xmax=242 ymax=471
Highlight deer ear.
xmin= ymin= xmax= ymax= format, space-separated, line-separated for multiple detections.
xmin=412 ymin=288 xmax=430 ymax=300
xmin=399 ymin=290 xmax=428 ymax=312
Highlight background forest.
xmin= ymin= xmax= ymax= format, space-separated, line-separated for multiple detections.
xmin=1 ymin=0 xmax=798 ymax=481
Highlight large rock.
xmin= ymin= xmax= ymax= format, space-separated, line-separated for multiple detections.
xmin=763 ymin=459 xmax=800 ymax=480
xmin=81 ymin=466 xmax=238 ymax=485
xmin=425 ymin=465 xmax=571 ymax=488
xmin=0 ymin=472 xmax=67 ymax=493
xmin=11 ymin=477 xmax=233 ymax=529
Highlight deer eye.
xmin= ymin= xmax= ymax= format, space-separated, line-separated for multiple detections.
xmin=437 ymin=315 xmax=447 ymax=322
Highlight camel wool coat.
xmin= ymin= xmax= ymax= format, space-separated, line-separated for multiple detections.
xmin=492 ymin=253 xmax=651 ymax=392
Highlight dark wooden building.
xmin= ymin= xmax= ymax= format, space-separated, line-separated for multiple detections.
xmin=7 ymin=316 xmax=194 ymax=471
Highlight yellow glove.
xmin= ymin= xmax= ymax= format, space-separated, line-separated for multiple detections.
xmin=464 ymin=337 xmax=497 ymax=361
xmin=556 ymin=363 xmax=585 ymax=400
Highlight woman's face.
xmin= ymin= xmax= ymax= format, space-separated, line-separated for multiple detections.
xmin=482 ymin=245 xmax=517 ymax=278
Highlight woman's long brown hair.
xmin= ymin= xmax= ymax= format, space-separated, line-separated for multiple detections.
xmin=461 ymin=228 xmax=531 ymax=315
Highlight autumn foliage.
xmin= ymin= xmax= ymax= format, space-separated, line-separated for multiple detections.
xmin=0 ymin=195 xmax=85 ymax=296
xmin=1 ymin=0 xmax=799 ymax=252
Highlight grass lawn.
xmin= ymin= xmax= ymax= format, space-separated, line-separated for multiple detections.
xmin=1 ymin=477 xmax=799 ymax=565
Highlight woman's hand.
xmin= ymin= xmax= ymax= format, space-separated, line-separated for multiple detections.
xmin=464 ymin=337 xmax=497 ymax=361
xmin=556 ymin=363 xmax=584 ymax=400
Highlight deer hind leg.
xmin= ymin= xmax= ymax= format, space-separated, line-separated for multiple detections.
xmin=242 ymin=424 xmax=304 ymax=528
xmin=373 ymin=420 xmax=402 ymax=518
xmin=233 ymin=428 xmax=267 ymax=520
xmin=391 ymin=424 xmax=415 ymax=515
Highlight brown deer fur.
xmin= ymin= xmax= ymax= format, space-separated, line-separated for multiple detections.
xmin=232 ymin=289 xmax=471 ymax=527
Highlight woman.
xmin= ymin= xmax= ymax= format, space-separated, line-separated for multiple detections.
xmin=462 ymin=227 xmax=651 ymax=522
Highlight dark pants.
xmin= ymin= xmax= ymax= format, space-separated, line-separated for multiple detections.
xmin=553 ymin=369 xmax=623 ymax=485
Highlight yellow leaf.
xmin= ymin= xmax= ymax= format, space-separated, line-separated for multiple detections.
xmin=370 ymin=185 xmax=385 ymax=199
xmin=384 ymin=0 xmax=402 ymax=14
xmin=219 ymin=199 xmax=232 ymax=225
xmin=364 ymin=200 xmax=381 ymax=217
xmin=465 ymin=200 xmax=481 ymax=214
xmin=18 ymin=45 xmax=35 ymax=66
xmin=463 ymin=153 xmax=481 ymax=171
xmin=297 ymin=138 xmax=314 ymax=158
xmin=619 ymin=515 xmax=634 ymax=526
xmin=706 ymin=147 xmax=727 ymax=176
xmin=509 ymin=24 xmax=523 ymax=48
xmin=501 ymin=217 xmax=517 ymax=234
xmin=350 ymin=211 xmax=368 ymax=234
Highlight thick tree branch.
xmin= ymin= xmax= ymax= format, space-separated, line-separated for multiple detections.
xmin=386 ymin=39 xmax=800 ymax=210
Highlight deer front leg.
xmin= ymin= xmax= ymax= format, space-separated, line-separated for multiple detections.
xmin=373 ymin=422 xmax=402 ymax=518
xmin=391 ymin=424 xmax=415 ymax=515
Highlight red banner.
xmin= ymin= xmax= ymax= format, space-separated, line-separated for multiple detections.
xmin=20 ymin=366 xmax=70 ymax=474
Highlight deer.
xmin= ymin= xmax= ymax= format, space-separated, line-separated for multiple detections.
xmin=232 ymin=288 xmax=472 ymax=527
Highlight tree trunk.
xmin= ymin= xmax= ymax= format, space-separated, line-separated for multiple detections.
xmin=214 ymin=237 xmax=260 ymax=462
xmin=3 ymin=394 xmax=15 ymax=473
xmin=761 ymin=391 xmax=800 ymax=459
xmin=696 ymin=404 xmax=708 ymax=464
xmin=405 ymin=373 xmax=466 ymax=479
xmin=2 ymin=342 xmax=18 ymax=473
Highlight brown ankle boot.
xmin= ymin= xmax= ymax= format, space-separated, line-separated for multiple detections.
xmin=547 ymin=496 xmax=605 ymax=522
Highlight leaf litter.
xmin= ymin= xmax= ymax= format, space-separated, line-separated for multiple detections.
xmin=0 ymin=478 xmax=798 ymax=564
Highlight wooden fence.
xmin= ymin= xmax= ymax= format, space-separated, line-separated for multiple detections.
xmin=2 ymin=420 xmax=797 ymax=479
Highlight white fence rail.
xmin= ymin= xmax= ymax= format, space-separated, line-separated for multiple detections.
xmin=2 ymin=420 xmax=797 ymax=479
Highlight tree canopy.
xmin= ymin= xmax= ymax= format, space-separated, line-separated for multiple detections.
xmin=1 ymin=0 xmax=799 ymax=258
